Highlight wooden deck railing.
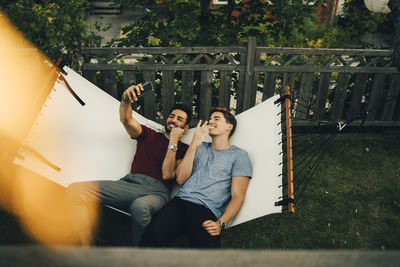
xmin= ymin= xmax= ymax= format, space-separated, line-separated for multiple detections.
xmin=78 ymin=37 xmax=400 ymax=127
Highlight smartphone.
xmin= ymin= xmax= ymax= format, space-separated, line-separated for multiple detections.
xmin=139 ymin=82 xmax=153 ymax=98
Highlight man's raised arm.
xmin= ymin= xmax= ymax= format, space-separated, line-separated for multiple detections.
xmin=176 ymin=120 xmax=208 ymax=184
xmin=119 ymin=85 xmax=144 ymax=138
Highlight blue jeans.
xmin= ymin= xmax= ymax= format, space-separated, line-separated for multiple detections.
xmin=65 ymin=173 xmax=170 ymax=246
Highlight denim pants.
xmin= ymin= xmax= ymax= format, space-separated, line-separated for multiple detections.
xmin=140 ymin=197 xmax=221 ymax=248
xmin=65 ymin=173 xmax=170 ymax=246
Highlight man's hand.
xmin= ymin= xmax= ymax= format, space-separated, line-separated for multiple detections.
xmin=176 ymin=120 xmax=207 ymax=185
xmin=202 ymin=220 xmax=222 ymax=236
xmin=122 ymin=84 xmax=144 ymax=103
xmin=169 ymin=127 xmax=185 ymax=144
xmin=119 ymin=84 xmax=143 ymax=138
xmin=190 ymin=120 xmax=208 ymax=149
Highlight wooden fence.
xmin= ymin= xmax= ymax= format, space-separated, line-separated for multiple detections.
xmin=78 ymin=37 xmax=400 ymax=128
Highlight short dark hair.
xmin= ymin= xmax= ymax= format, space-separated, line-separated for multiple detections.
xmin=209 ymin=107 xmax=236 ymax=137
xmin=169 ymin=103 xmax=192 ymax=125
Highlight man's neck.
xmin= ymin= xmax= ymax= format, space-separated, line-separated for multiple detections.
xmin=211 ymin=135 xmax=231 ymax=150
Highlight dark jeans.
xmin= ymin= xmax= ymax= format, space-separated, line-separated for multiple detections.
xmin=140 ymin=197 xmax=221 ymax=248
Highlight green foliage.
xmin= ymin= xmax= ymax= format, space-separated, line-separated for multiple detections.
xmin=114 ymin=0 xmax=392 ymax=49
xmin=338 ymin=0 xmax=392 ymax=47
xmin=342 ymin=0 xmax=385 ymax=35
xmin=114 ymin=0 xmax=322 ymax=47
xmin=1 ymin=0 xmax=109 ymax=63
xmin=258 ymin=0 xmax=318 ymax=46
xmin=2 ymin=0 xmax=392 ymax=65
xmin=116 ymin=0 xmax=203 ymax=47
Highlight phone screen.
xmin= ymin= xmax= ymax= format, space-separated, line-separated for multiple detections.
xmin=139 ymin=82 xmax=153 ymax=98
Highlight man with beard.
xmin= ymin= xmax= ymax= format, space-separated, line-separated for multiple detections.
xmin=65 ymin=84 xmax=191 ymax=246
xmin=140 ymin=107 xmax=252 ymax=248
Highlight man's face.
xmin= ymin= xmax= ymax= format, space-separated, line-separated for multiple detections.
xmin=208 ymin=111 xmax=233 ymax=137
xmin=165 ymin=109 xmax=188 ymax=133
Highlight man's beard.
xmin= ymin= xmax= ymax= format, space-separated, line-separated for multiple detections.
xmin=165 ymin=122 xmax=178 ymax=133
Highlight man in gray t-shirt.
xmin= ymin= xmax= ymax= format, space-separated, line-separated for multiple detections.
xmin=140 ymin=107 xmax=252 ymax=248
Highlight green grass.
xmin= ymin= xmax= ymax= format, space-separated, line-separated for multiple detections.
xmin=222 ymin=134 xmax=400 ymax=249
xmin=1 ymin=134 xmax=399 ymax=249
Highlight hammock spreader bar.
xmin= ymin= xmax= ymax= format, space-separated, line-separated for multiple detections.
xmin=283 ymin=86 xmax=295 ymax=213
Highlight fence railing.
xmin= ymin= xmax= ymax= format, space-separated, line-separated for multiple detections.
xmin=78 ymin=37 xmax=400 ymax=128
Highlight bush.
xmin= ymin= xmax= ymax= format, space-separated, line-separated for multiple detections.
xmin=1 ymin=0 xmax=108 ymax=64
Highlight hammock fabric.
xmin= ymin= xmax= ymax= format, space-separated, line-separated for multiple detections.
xmin=14 ymin=67 xmax=283 ymax=227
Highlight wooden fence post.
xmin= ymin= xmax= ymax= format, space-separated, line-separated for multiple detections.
xmin=143 ymin=71 xmax=156 ymax=120
xmin=236 ymin=53 xmax=246 ymax=114
xmin=296 ymin=72 xmax=314 ymax=120
xmin=315 ymin=73 xmax=331 ymax=120
xmin=382 ymin=74 xmax=400 ymax=121
xmin=242 ymin=37 xmax=257 ymax=112
xmin=103 ymin=70 xmax=118 ymax=99
xmin=162 ymin=70 xmax=175 ymax=120
xmin=122 ymin=70 xmax=138 ymax=110
xmin=348 ymin=73 xmax=368 ymax=120
xmin=366 ymin=74 xmax=386 ymax=121
xmin=199 ymin=70 xmax=213 ymax=121
xmin=82 ymin=70 xmax=97 ymax=87
xmin=219 ymin=70 xmax=231 ymax=109
xmin=262 ymin=72 xmax=277 ymax=101
xmin=182 ymin=70 xmax=194 ymax=121
xmin=331 ymin=73 xmax=351 ymax=121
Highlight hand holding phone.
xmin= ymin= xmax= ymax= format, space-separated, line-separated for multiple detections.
xmin=123 ymin=81 xmax=154 ymax=103
xmin=138 ymin=81 xmax=153 ymax=98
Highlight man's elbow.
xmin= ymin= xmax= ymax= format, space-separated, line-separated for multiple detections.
xmin=176 ymin=179 xmax=185 ymax=185
xmin=120 ymin=116 xmax=128 ymax=125
xmin=175 ymin=174 xmax=186 ymax=185
xmin=162 ymin=172 xmax=174 ymax=180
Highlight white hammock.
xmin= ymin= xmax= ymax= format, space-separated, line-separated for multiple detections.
xmin=14 ymin=66 xmax=283 ymax=227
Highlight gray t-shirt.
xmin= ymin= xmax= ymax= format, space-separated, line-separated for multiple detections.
xmin=177 ymin=142 xmax=252 ymax=218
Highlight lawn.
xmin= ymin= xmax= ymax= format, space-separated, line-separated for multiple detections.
xmin=223 ymin=133 xmax=400 ymax=249
xmin=1 ymin=133 xmax=399 ymax=249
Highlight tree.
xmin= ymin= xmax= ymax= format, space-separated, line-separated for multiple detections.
xmin=113 ymin=0 xmax=321 ymax=47
xmin=1 ymin=0 xmax=108 ymax=64
xmin=337 ymin=0 xmax=392 ymax=47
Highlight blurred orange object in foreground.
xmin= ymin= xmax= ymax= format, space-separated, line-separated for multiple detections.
xmin=0 ymin=12 xmax=96 ymax=245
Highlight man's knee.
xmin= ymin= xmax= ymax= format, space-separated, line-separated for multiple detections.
xmin=130 ymin=196 xmax=166 ymax=228
xmin=65 ymin=182 xmax=95 ymax=204
xmin=129 ymin=199 xmax=153 ymax=228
